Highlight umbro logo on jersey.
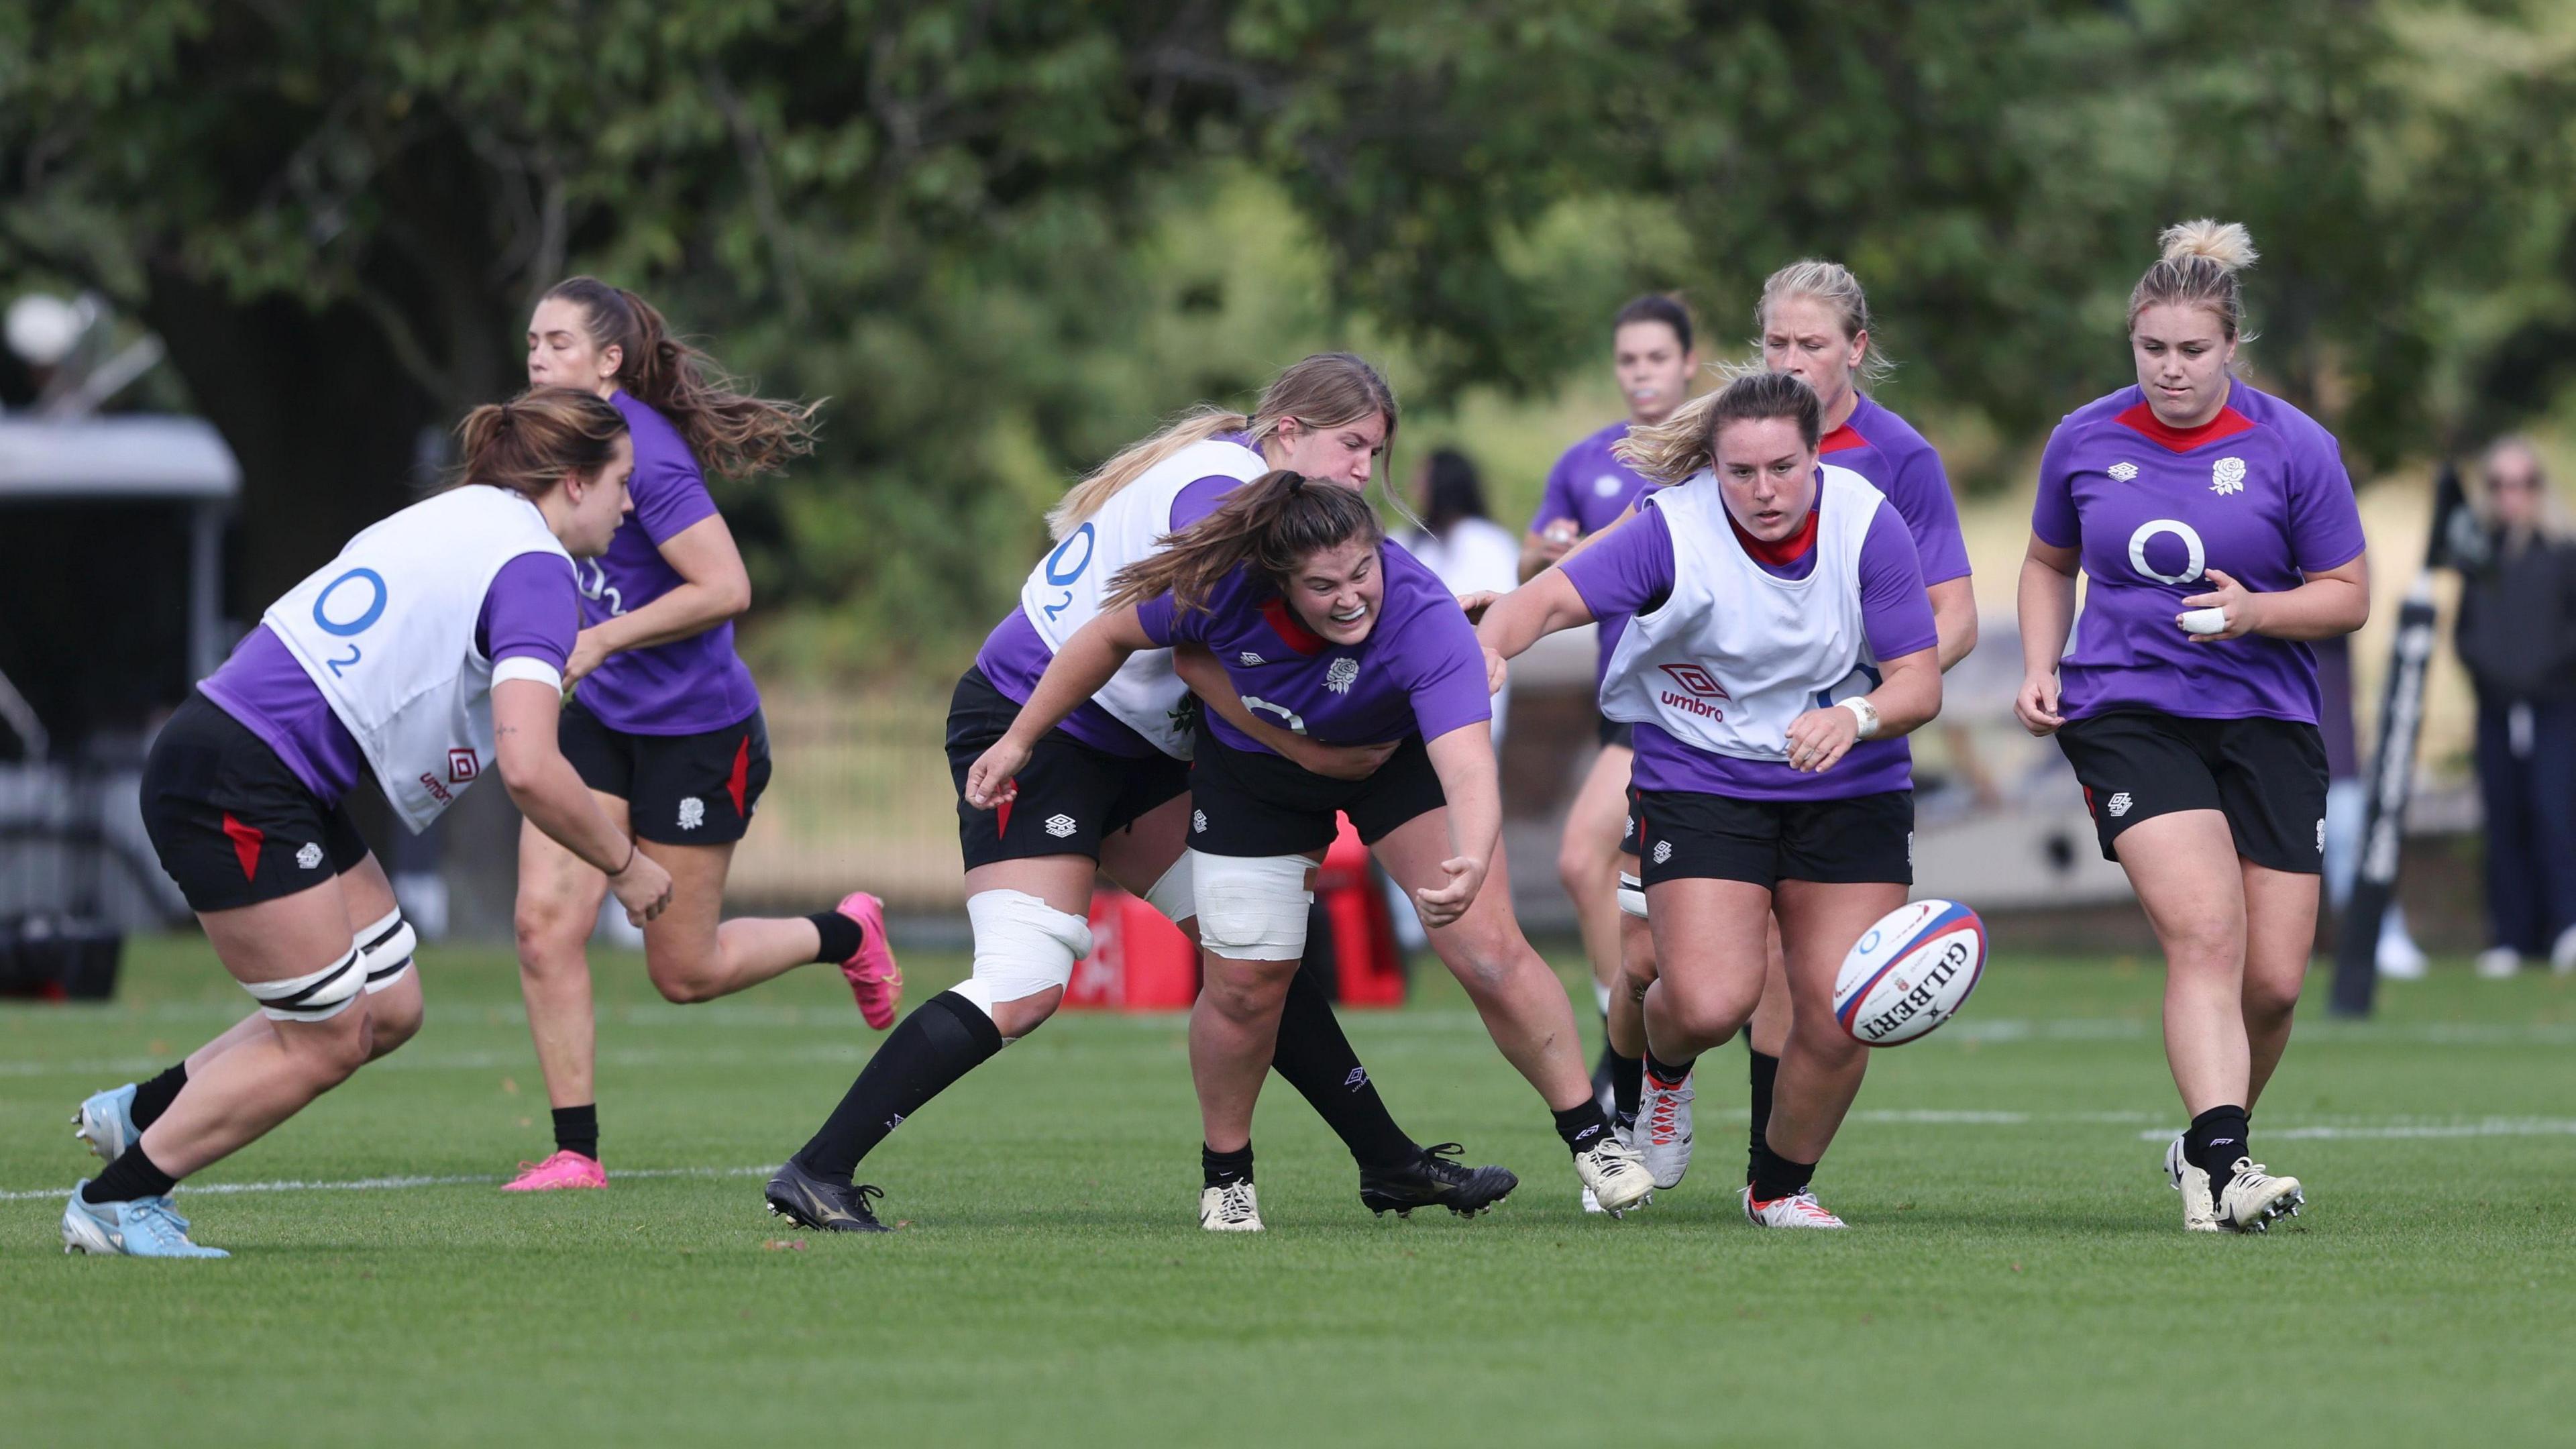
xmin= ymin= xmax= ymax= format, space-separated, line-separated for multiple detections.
xmin=2211 ymin=457 xmax=2247 ymax=495
xmin=2106 ymin=792 xmax=2134 ymax=818
xmin=2108 ymin=462 xmax=2140 ymax=482
xmin=296 ymin=842 xmax=324 ymax=870
xmin=1238 ymin=651 xmax=1265 ymax=666
xmin=1325 ymin=658 xmax=1360 ymax=694
xmin=1593 ymin=474 xmax=1624 ymax=497
xmin=1044 ymin=813 xmax=1077 ymax=839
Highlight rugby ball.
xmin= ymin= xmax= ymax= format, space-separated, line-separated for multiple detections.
xmin=1831 ymin=899 xmax=1986 ymax=1046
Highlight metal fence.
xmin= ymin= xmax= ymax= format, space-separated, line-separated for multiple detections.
xmin=727 ymin=684 xmax=965 ymax=911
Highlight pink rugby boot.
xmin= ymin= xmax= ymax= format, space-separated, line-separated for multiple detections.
xmin=835 ymin=891 xmax=903 ymax=1030
xmin=502 ymin=1150 xmax=607 ymax=1191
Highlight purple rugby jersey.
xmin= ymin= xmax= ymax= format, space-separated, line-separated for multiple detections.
xmin=200 ymin=553 xmax=580 ymax=806
xmin=2031 ymin=380 xmax=2367 ymax=725
xmin=973 ymin=451 xmax=1252 ymax=757
xmin=570 ymin=392 xmax=761 ymax=735
xmin=1561 ymin=486 xmax=1935 ymax=801
xmin=1135 ymin=539 xmax=1491 ymax=756
xmin=1819 ymin=394 xmax=1972 ymax=587
xmin=1534 ymin=420 xmax=1661 ymax=684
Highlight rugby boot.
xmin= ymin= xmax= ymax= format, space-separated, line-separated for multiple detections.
xmin=1358 ymin=1143 xmax=1518 ymax=1219
xmin=73 ymin=1083 xmax=140 ymax=1163
xmin=61 ymin=1187 xmax=227 ymax=1258
xmin=501 ymin=1150 xmax=606 ymax=1191
xmin=2165 ymin=1132 xmax=2219 ymax=1233
xmin=2214 ymin=1158 xmax=2303 ymax=1233
xmin=1199 ymin=1180 xmax=1263 ymax=1232
xmin=764 ymin=1158 xmax=891 ymax=1233
xmin=1574 ymin=1135 xmax=1654 ymax=1216
xmin=1635 ymin=1066 xmax=1695 ymax=1189
xmin=1741 ymin=1185 xmax=1847 ymax=1230
xmin=834 ymin=891 xmax=904 ymax=1030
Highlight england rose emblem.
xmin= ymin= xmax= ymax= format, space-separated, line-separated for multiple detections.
xmin=1325 ymin=658 xmax=1359 ymax=694
xmin=2211 ymin=457 xmax=2247 ymax=495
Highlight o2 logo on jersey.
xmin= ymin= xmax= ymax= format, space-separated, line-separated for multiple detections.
xmin=574 ymin=559 xmax=626 ymax=618
xmin=1241 ymin=694 xmax=1308 ymax=735
xmin=2127 ymin=519 xmax=2207 ymax=586
xmin=311 ymin=568 xmax=387 ymax=677
xmin=1040 ymin=523 xmax=1096 ymax=623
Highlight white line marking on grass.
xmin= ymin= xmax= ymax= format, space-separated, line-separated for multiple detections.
xmin=0 ymin=1164 xmax=779 ymax=1203
xmin=2131 ymin=1118 xmax=2576 ymax=1143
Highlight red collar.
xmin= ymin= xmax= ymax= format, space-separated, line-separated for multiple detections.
xmin=1257 ymin=597 xmax=1330 ymax=657
xmin=1728 ymin=500 xmax=1820 ymax=566
xmin=2114 ymin=400 xmax=2256 ymax=452
xmin=1818 ymin=423 xmax=1866 ymax=455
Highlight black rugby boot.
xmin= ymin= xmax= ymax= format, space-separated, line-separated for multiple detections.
xmin=1358 ymin=1143 xmax=1519 ymax=1218
xmin=765 ymin=1158 xmax=892 ymax=1233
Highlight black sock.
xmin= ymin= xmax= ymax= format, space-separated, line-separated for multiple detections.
xmin=2185 ymin=1104 xmax=2252 ymax=1195
xmin=1644 ymin=1048 xmax=1696 ymax=1088
xmin=1203 ymin=1142 xmax=1255 ymax=1189
xmin=1746 ymin=1041 xmax=1780 ymax=1186
xmin=806 ymin=909 xmax=864 ymax=965
xmin=129 ymin=1062 xmax=189 ymax=1130
xmin=551 ymin=1104 xmax=599 ymax=1162
xmin=83 ymin=1143 xmax=178 ymax=1204
xmin=1270 ymin=966 xmax=1417 ymax=1170
xmin=1552 ymin=1100 xmax=1613 ymax=1155
xmin=1607 ymin=1048 xmax=1645 ymax=1128
xmin=794 ymin=991 xmax=1004 ymax=1184
xmin=1750 ymin=1142 xmax=1818 ymax=1203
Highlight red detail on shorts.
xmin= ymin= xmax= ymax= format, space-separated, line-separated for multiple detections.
xmin=2082 ymin=785 xmax=2096 ymax=814
xmin=1258 ymin=597 xmax=1330 ymax=657
xmin=1818 ymin=423 xmax=1866 ymax=455
xmin=726 ymin=735 xmax=751 ymax=816
xmin=221 ymin=812 xmax=264 ymax=881
xmin=995 ymin=796 xmax=1014 ymax=837
xmin=2112 ymin=401 xmax=2255 ymax=452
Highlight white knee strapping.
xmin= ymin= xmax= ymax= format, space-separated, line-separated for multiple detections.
xmin=955 ymin=890 xmax=1094 ymax=1019
xmin=1617 ymin=869 xmax=1649 ymax=920
xmin=246 ymin=945 xmax=366 ymax=1022
xmin=356 ymin=907 xmax=416 ymax=994
xmin=1142 ymin=853 xmax=1195 ymax=925
xmin=1190 ymin=849 xmax=1312 ymax=962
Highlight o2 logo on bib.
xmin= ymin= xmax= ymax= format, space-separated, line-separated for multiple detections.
xmin=1040 ymin=522 xmax=1095 ymax=623
xmin=311 ymin=568 xmax=387 ymax=677
xmin=2126 ymin=519 xmax=2206 ymax=586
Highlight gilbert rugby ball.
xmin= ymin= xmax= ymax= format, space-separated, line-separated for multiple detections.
xmin=1832 ymin=899 xmax=1986 ymax=1046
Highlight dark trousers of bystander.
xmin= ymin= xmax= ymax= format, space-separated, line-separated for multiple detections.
xmin=2473 ymin=696 xmax=2576 ymax=956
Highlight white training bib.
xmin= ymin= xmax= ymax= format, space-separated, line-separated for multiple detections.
xmin=1599 ymin=464 xmax=1885 ymax=762
xmin=1019 ymin=437 xmax=1267 ymax=757
xmin=263 ymin=486 xmax=572 ymax=832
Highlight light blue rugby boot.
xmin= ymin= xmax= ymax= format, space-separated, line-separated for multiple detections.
xmin=61 ymin=1186 xmax=229 ymax=1258
xmin=73 ymin=1083 xmax=140 ymax=1163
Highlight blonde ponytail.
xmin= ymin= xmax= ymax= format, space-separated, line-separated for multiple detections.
xmin=1615 ymin=372 xmax=1823 ymax=485
xmin=1046 ymin=409 xmax=1251 ymax=539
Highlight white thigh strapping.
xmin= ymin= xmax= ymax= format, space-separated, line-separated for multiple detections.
xmin=1189 ymin=849 xmax=1312 ymax=962
xmin=955 ymin=890 xmax=1095 ymax=1019
xmin=246 ymin=946 xmax=367 ymax=1022
xmin=1142 ymin=852 xmax=1195 ymax=925
xmin=356 ymin=906 xmax=417 ymax=994
xmin=1617 ymin=869 xmax=1648 ymax=920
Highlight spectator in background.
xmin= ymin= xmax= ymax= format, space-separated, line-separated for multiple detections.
xmin=2453 ymin=437 xmax=2576 ymax=977
xmin=1403 ymin=449 xmax=1519 ymax=742
xmin=2315 ymin=634 xmax=2428 ymax=978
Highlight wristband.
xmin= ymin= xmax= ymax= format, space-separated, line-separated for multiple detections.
xmin=1836 ymin=696 xmax=1881 ymax=741
xmin=607 ymin=841 xmax=637 ymax=877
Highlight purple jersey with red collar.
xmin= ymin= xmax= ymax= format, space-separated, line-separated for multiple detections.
xmin=1819 ymin=394 xmax=1972 ymax=586
xmin=1535 ymin=421 xmax=1662 ymax=684
xmin=574 ymin=392 xmax=761 ymax=735
xmin=2032 ymin=380 xmax=2366 ymax=724
xmin=1136 ymin=541 xmax=1491 ymax=755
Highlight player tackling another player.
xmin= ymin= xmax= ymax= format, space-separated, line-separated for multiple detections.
xmin=1482 ymin=370 xmax=1943 ymax=1226
xmin=66 ymin=391 xmax=673 ymax=1256
xmin=2015 ymin=221 xmax=2367 ymax=1232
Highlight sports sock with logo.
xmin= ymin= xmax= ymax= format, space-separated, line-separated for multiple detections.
xmin=2184 ymin=1104 xmax=2252 ymax=1198
xmin=806 ymin=909 xmax=864 ymax=965
xmin=551 ymin=1104 xmax=599 ymax=1162
xmin=83 ymin=1143 xmax=178 ymax=1205
xmin=129 ymin=1062 xmax=189 ymax=1130
xmin=1607 ymin=1049 xmax=1645 ymax=1130
xmin=1644 ymin=1049 xmax=1696 ymax=1089
xmin=794 ymin=991 xmax=1002 ymax=1185
xmin=1750 ymin=1142 xmax=1818 ymax=1204
xmin=1552 ymin=1100 xmax=1613 ymax=1155
xmin=1745 ymin=1040 xmax=1780 ymax=1185
xmin=1202 ymin=1142 xmax=1255 ymax=1189
xmin=1270 ymin=965 xmax=1417 ymax=1171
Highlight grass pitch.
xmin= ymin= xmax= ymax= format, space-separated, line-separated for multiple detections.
xmin=3 ymin=936 xmax=2571 ymax=1447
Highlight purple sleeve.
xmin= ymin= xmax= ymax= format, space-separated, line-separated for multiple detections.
xmin=629 ymin=426 xmax=719 ymax=547
xmin=1887 ymin=445 xmax=1972 ymax=585
xmin=2286 ymin=430 xmax=2368 ymax=574
xmin=1528 ymin=448 xmax=1582 ymax=533
xmin=2030 ymin=423 xmax=2083 ymax=550
xmin=476 ymin=552 xmax=580 ymax=670
xmin=1401 ymin=605 xmax=1495 ymax=743
xmin=1168 ymin=473 xmax=1245 ymax=531
xmin=1858 ymin=506 xmax=1937 ymax=661
xmin=1132 ymin=592 xmax=1190 ymax=647
xmin=1558 ymin=506 xmax=1676 ymax=620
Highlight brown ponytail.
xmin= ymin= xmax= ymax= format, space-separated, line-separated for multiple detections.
xmin=451 ymin=387 xmax=629 ymax=500
xmin=1106 ymin=471 xmax=1385 ymax=617
xmin=543 ymin=276 xmax=822 ymax=481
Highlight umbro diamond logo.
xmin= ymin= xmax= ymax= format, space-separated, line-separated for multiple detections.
xmin=1044 ymin=813 xmax=1077 ymax=839
xmin=1238 ymin=651 xmax=1265 ymax=666
xmin=2211 ymin=457 xmax=2247 ymax=495
xmin=295 ymin=842 xmax=323 ymax=870
xmin=1192 ymin=809 xmax=1208 ymax=834
xmin=2108 ymin=462 xmax=2139 ymax=482
xmin=1652 ymin=841 xmax=1673 ymax=865
xmin=2106 ymin=792 xmax=2133 ymax=818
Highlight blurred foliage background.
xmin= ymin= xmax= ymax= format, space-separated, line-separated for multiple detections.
xmin=6 ymin=0 xmax=2575 ymax=680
